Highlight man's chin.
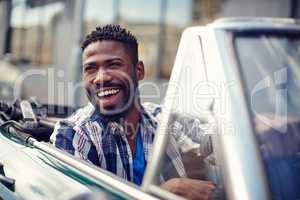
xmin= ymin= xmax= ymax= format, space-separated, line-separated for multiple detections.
xmin=96 ymin=104 xmax=131 ymax=120
xmin=88 ymin=93 xmax=136 ymax=120
xmin=99 ymin=109 xmax=129 ymax=121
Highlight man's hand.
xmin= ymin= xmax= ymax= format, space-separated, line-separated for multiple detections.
xmin=160 ymin=178 xmax=215 ymax=200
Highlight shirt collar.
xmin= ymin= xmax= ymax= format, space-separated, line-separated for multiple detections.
xmin=83 ymin=103 xmax=158 ymax=135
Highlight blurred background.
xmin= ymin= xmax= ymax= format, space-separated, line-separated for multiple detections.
xmin=0 ymin=0 xmax=299 ymax=108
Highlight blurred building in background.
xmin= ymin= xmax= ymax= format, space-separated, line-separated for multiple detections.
xmin=0 ymin=0 xmax=299 ymax=107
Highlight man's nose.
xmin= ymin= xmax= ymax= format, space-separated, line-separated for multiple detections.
xmin=92 ymin=68 xmax=112 ymax=84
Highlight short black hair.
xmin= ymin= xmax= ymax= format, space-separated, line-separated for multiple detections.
xmin=81 ymin=24 xmax=138 ymax=63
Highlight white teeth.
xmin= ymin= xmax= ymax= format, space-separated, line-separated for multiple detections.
xmin=97 ymin=89 xmax=120 ymax=97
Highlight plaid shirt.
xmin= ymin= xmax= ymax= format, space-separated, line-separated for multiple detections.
xmin=51 ymin=102 xmax=209 ymax=183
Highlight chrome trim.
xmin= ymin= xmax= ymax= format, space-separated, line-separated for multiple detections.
xmin=209 ymin=17 xmax=300 ymax=31
xmin=148 ymin=185 xmax=187 ymax=200
xmin=30 ymin=139 xmax=159 ymax=200
xmin=213 ymin=17 xmax=298 ymax=24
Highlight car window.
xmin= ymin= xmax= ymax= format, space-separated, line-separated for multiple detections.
xmin=235 ymin=33 xmax=300 ymax=199
xmin=147 ymin=32 xmax=226 ymax=199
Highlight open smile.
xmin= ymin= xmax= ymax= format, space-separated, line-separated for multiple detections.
xmin=97 ymin=88 xmax=121 ymax=98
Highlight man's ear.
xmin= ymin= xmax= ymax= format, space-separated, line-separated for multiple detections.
xmin=135 ymin=61 xmax=145 ymax=81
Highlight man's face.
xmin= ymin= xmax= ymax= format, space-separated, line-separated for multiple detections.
xmin=82 ymin=40 xmax=144 ymax=117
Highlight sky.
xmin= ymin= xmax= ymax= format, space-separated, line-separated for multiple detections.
xmin=11 ymin=0 xmax=192 ymax=28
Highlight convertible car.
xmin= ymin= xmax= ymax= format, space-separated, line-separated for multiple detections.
xmin=1 ymin=18 xmax=300 ymax=200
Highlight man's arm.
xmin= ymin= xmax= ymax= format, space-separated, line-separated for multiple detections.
xmin=50 ymin=120 xmax=77 ymax=154
xmin=158 ymin=116 xmax=216 ymax=200
xmin=161 ymin=178 xmax=215 ymax=200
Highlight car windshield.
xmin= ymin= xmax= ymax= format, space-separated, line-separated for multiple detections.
xmin=147 ymin=33 xmax=227 ymax=200
xmin=234 ymin=32 xmax=300 ymax=199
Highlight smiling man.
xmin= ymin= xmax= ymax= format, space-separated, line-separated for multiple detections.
xmin=82 ymin=31 xmax=142 ymax=118
xmin=50 ymin=25 xmax=215 ymax=200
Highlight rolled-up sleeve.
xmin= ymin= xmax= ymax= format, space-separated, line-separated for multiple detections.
xmin=50 ymin=120 xmax=100 ymax=166
xmin=50 ymin=120 xmax=76 ymax=155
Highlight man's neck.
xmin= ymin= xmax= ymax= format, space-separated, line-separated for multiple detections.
xmin=97 ymin=103 xmax=142 ymax=154
xmin=120 ymin=104 xmax=141 ymax=156
xmin=122 ymin=104 xmax=141 ymax=139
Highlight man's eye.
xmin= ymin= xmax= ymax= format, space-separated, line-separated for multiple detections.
xmin=108 ymin=62 xmax=122 ymax=68
xmin=84 ymin=66 xmax=96 ymax=73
